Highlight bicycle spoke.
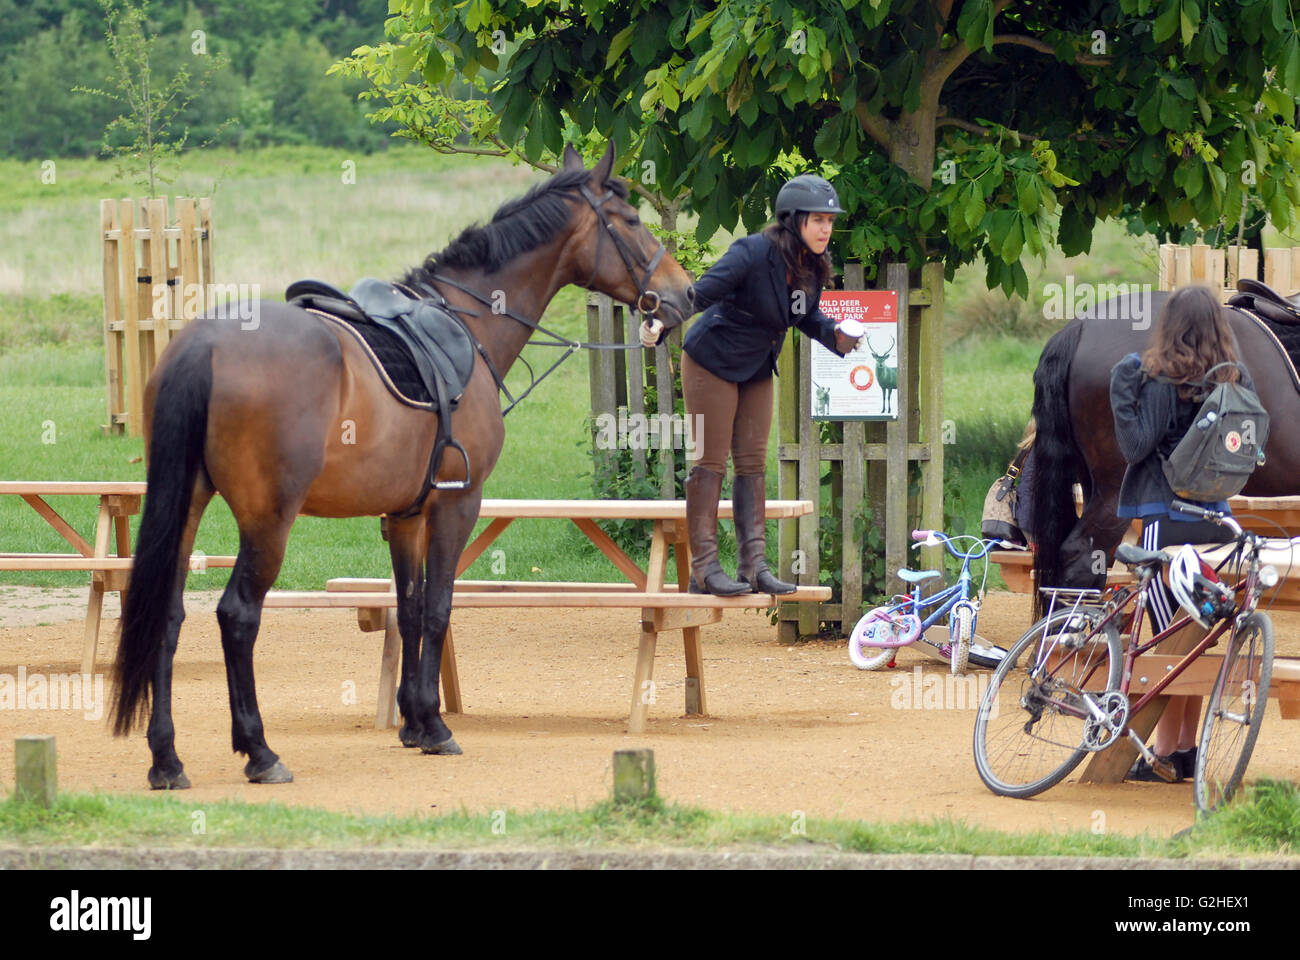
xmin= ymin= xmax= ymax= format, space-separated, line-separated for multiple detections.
xmin=974 ymin=609 xmax=1121 ymax=799
xmin=1196 ymin=612 xmax=1273 ymax=814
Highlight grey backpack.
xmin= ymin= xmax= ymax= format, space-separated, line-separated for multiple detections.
xmin=1160 ymin=362 xmax=1269 ymax=501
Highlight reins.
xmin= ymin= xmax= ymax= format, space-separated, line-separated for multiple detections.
xmin=421 ymin=183 xmax=667 ymax=417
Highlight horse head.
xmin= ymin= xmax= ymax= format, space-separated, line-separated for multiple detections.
xmin=561 ymin=143 xmax=694 ymax=331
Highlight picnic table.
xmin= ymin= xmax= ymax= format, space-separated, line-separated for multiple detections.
xmin=264 ymin=498 xmax=830 ymax=733
xmin=0 ymin=481 xmax=234 ymax=673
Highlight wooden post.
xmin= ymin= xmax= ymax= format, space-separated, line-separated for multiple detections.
xmin=119 ymin=200 xmax=143 ymax=437
xmin=14 ymin=735 xmax=56 ymax=807
xmin=918 ymin=263 xmax=946 ymax=572
xmin=655 ymin=328 xmax=677 ymax=499
xmin=101 ymin=200 xmax=126 ymax=435
xmin=884 ymin=263 xmax=910 ymax=596
xmin=796 ymin=323 xmax=820 ymax=637
xmin=625 ymin=310 xmax=646 ymax=481
xmin=612 ymin=748 xmax=656 ymax=803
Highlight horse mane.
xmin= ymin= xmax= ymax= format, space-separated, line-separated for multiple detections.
xmin=404 ymin=168 xmax=628 ymax=283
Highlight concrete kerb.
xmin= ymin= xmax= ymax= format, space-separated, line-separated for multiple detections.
xmin=1 ymin=847 xmax=1298 ymax=870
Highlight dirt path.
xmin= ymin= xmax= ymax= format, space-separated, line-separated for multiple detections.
xmin=1 ymin=589 xmax=1296 ymax=838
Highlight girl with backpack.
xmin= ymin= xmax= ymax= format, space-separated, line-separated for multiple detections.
xmin=639 ymin=174 xmax=861 ymax=595
xmin=1109 ymin=284 xmax=1258 ymax=782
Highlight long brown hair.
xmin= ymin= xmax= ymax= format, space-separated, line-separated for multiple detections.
xmin=1141 ymin=285 xmax=1239 ymax=399
xmin=763 ymin=212 xmax=832 ymax=295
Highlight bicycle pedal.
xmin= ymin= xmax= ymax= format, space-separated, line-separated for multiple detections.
xmin=1152 ymin=757 xmax=1179 ymax=783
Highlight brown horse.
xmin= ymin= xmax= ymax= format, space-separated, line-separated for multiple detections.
xmin=1028 ymin=290 xmax=1300 ymax=616
xmin=112 ymin=143 xmax=695 ymax=787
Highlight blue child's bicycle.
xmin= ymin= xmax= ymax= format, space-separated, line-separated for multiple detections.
xmin=848 ymin=529 xmax=1008 ymax=675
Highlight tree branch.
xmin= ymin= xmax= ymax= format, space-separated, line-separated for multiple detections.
xmin=992 ymin=34 xmax=1112 ymax=66
xmin=854 ymin=100 xmax=895 ymax=152
xmin=935 ymin=116 xmax=1038 ymax=142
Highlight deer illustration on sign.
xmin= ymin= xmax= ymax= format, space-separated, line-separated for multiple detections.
xmin=866 ymin=335 xmax=897 ymax=415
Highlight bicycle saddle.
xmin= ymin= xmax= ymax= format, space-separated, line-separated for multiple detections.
xmin=898 ymin=568 xmax=941 ymax=583
xmin=1115 ymin=543 xmax=1169 ymax=569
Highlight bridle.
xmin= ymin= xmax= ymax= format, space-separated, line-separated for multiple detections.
xmin=420 ymin=180 xmax=672 ymax=417
xmin=578 ymin=183 xmax=666 ymax=316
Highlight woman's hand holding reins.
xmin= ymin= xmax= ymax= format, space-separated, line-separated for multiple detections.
xmin=639 ymin=317 xmax=664 ymax=348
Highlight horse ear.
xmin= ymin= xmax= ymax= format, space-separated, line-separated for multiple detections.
xmin=592 ymin=141 xmax=615 ymax=184
xmin=562 ymin=144 xmax=584 ymax=171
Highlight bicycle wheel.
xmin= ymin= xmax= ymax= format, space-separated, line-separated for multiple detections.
xmin=1194 ymin=612 xmax=1274 ymax=814
xmin=848 ymin=607 xmax=917 ymax=670
xmin=973 ymin=608 xmax=1123 ymax=798
xmin=950 ymin=604 xmax=973 ymax=676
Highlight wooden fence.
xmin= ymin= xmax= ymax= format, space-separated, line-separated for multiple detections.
xmin=1158 ymin=242 xmax=1300 ymax=300
xmin=585 ymin=292 xmax=681 ymax=498
xmin=776 ymin=262 xmax=946 ymax=640
xmin=100 ymin=197 xmax=214 ymax=436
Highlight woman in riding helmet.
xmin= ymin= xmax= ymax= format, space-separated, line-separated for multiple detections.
xmin=1110 ymin=284 xmax=1255 ymax=782
xmin=641 ymin=174 xmax=861 ymax=595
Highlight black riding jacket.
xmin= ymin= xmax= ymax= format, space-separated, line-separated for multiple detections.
xmin=681 ymin=233 xmax=845 ymax=382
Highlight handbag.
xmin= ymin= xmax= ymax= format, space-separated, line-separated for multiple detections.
xmin=981 ymin=446 xmax=1030 ymax=545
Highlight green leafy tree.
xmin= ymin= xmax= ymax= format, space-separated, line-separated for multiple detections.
xmin=337 ymin=0 xmax=1300 ymax=295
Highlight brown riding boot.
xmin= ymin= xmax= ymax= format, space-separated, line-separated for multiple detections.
xmin=686 ymin=466 xmax=749 ymax=596
xmin=732 ymin=473 xmax=797 ymax=595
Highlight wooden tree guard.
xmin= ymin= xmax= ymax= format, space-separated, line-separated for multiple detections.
xmin=101 ymin=196 xmax=215 ymax=436
xmin=776 ymin=262 xmax=945 ymax=641
xmin=1157 ymin=242 xmax=1300 ymax=301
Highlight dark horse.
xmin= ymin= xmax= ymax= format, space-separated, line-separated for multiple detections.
xmin=112 ymin=143 xmax=695 ymax=787
xmin=1029 ymin=289 xmax=1300 ymax=615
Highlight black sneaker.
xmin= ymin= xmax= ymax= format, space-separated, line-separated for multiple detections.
xmin=1128 ymin=753 xmax=1181 ymax=783
xmin=1174 ymin=748 xmax=1197 ymax=780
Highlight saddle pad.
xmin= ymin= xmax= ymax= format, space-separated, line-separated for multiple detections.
xmin=350 ymin=278 xmax=477 ymax=405
xmin=1230 ymin=306 xmax=1300 ymax=395
xmin=286 ymin=277 xmax=476 ymax=408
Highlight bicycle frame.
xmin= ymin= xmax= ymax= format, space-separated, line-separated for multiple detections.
xmin=877 ymin=534 xmax=987 ymax=643
xmin=1032 ymin=534 xmax=1265 ymax=728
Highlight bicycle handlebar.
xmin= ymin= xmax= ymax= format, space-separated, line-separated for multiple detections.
xmin=911 ymin=529 xmax=993 ymax=561
xmin=1170 ymin=500 xmax=1244 ymax=539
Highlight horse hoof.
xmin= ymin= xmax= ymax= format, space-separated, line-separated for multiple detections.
xmin=148 ymin=769 xmax=191 ymax=790
xmin=245 ymin=760 xmax=294 ymax=784
xmin=421 ymin=735 xmax=462 ymax=756
xmin=398 ymin=724 xmax=422 ymax=748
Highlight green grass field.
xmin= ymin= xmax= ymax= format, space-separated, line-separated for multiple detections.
xmin=3 ymin=778 xmax=1297 ymax=856
xmin=0 ymin=144 xmax=1155 ymax=594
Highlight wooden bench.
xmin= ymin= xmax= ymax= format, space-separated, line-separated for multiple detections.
xmin=0 ymin=482 xmax=235 ymax=673
xmin=263 ymin=498 xmax=831 ymax=733
xmin=991 ymin=495 xmax=1300 ymax=609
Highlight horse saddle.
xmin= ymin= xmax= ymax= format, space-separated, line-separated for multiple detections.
xmin=285 ymin=277 xmax=476 ymax=409
xmin=1228 ymin=278 xmax=1300 ymax=326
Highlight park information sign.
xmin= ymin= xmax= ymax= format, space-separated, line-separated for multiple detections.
xmin=811 ymin=290 xmax=899 ymax=421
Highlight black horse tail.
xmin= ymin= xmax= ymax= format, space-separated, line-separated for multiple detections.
xmin=112 ymin=341 xmax=213 ymax=736
xmin=1029 ymin=318 xmax=1087 ymax=621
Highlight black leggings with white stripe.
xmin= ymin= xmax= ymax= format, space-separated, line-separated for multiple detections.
xmin=1140 ymin=518 xmax=1233 ymax=634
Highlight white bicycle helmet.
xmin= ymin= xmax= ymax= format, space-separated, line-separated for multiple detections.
xmin=1168 ymin=544 xmax=1235 ymax=629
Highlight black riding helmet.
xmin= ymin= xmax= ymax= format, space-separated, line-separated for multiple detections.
xmin=775 ymin=174 xmax=844 ymax=249
xmin=775 ymin=174 xmax=845 ymax=219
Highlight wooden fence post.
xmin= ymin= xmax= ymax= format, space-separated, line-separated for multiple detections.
xmin=14 ymin=735 xmax=56 ymax=807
